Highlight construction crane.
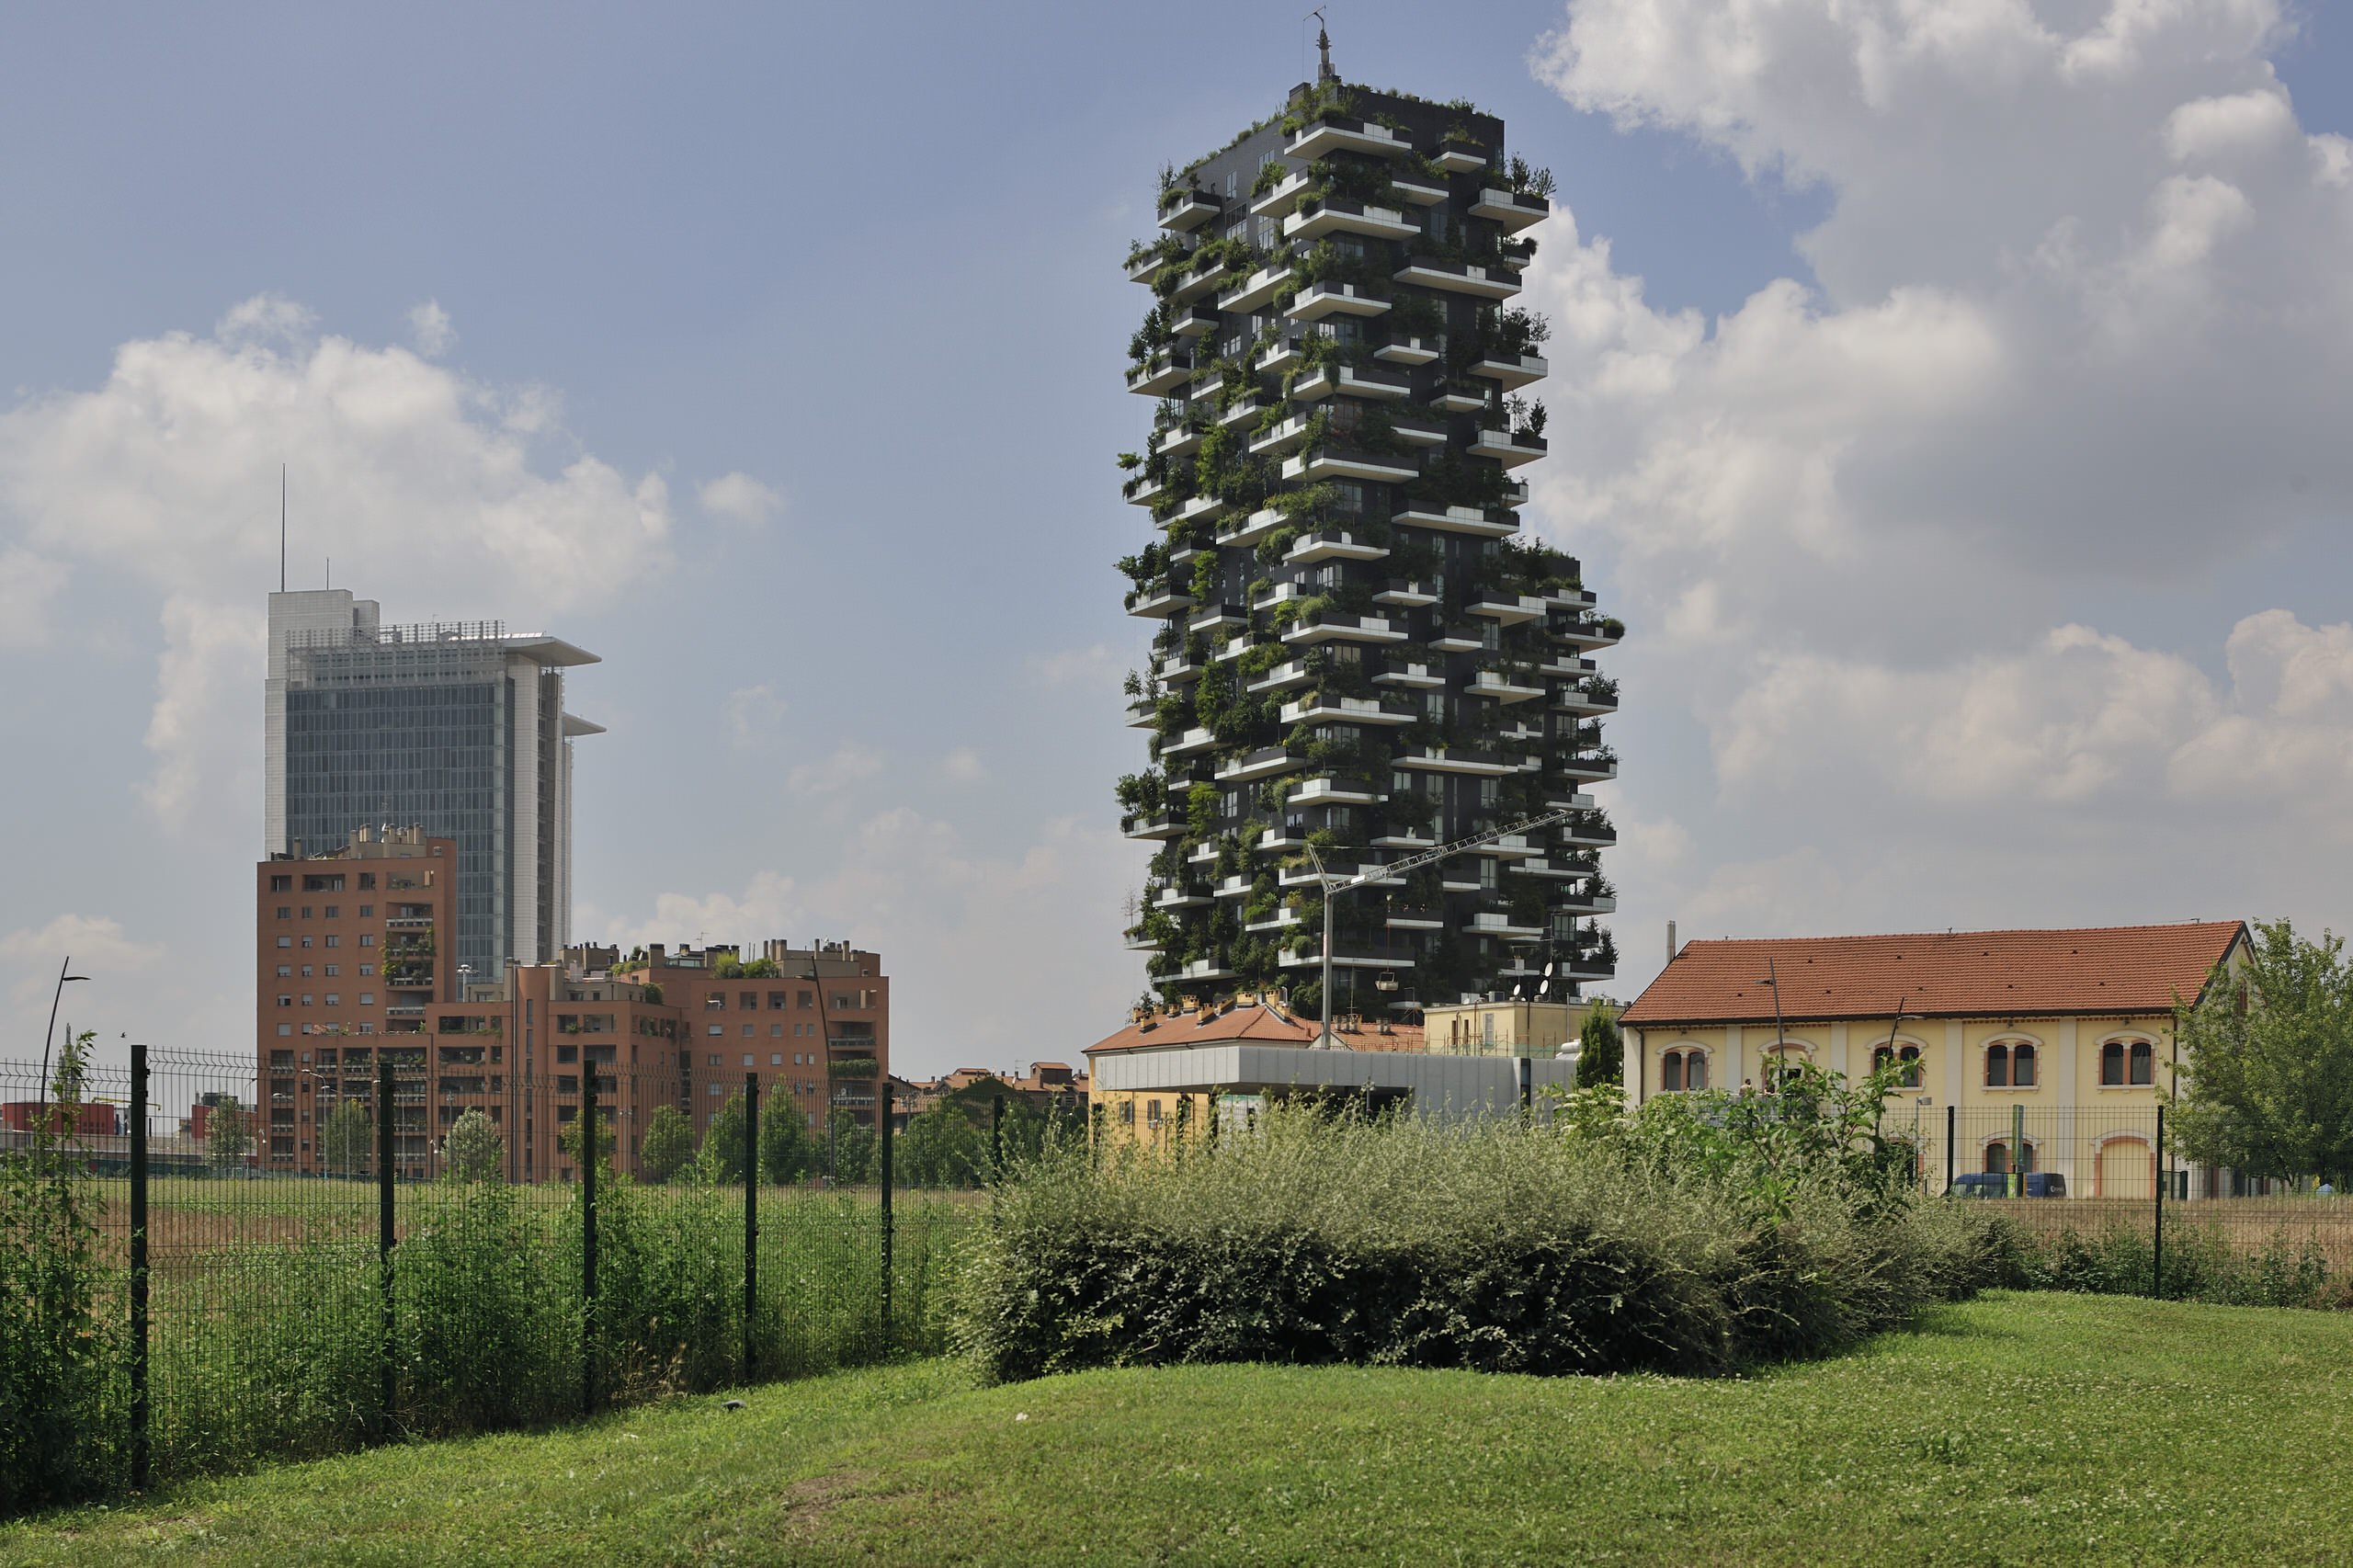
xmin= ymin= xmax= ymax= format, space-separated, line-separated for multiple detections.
xmin=1302 ymin=804 xmax=1585 ymax=1050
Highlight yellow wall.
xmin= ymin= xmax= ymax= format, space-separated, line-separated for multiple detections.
xmin=1423 ymin=999 xmax=1589 ymax=1056
xmin=1086 ymin=1085 xmax=1215 ymax=1150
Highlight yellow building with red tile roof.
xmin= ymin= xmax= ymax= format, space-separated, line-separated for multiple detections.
xmin=1620 ymin=922 xmax=2251 ymax=1199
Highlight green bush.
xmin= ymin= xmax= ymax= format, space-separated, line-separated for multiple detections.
xmin=953 ymin=1095 xmax=1992 ymax=1384
xmin=0 ymin=1155 xmax=125 ymax=1511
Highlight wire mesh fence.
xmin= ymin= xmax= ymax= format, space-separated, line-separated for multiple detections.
xmin=0 ymin=1042 xmax=972 ymax=1511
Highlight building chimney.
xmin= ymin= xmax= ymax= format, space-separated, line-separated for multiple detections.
xmin=1666 ymin=920 xmax=1678 ymax=963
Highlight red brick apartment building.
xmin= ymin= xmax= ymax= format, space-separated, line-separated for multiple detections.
xmin=256 ymin=849 xmax=890 ymax=1180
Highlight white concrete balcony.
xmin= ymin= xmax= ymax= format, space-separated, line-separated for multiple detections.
xmin=1280 ymin=610 xmax=1408 ymax=646
xmin=1433 ymin=386 xmax=1489 ymax=415
xmin=1218 ymin=396 xmax=1270 ymax=430
xmin=1188 ymin=600 xmax=1249 ymax=633
xmin=1123 ymin=472 xmax=1168 ymax=508
xmin=1289 ymin=363 xmax=1411 ymax=402
xmin=1373 ymin=824 xmax=1438 ymax=851
xmin=1257 ymin=824 xmax=1305 ymax=853
xmin=1552 ymin=751 xmax=1620 ymax=782
xmin=1373 ymin=335 xmax=1441 ymax=367
xmin=1472 ymin=428 xmax=1548 ymax=468
xmin=1373 ymin=579 xmax=1438 ymax=608
xmin=1389 ymin=173 xmax=1448 ymax=205
xmin=1177 ymin=958 xmax=1238 ymax=983
xmin=1384 ymin=905 xmax=1445 ymax=929
xmin=1499 ymin=721 xmax=1546 ymax=745
xmin=1287 ymin=775 xmax=1381 ymax=806
xmin=1256 ymin=339 xmax=1306 ymax=375
xmin=1245 ymin=905 xmax=1303 ymax=934
xmin=1467 ymin=594 xmax=1546 ymax=626
xmin=1552 ymin=682 xmax=1617 ymax=716
xmin=1430 ymin=625 xmax=1485 ymax=653
xmin=1154 ymin=884 xmax=1212 ymax=910
xmin=1394 ymin=745 xmax=1518 ymax=777
xmin=1124 ymin=811 xmax=1185 ymax=841
xmin=1279 ymin=693 xmax=1416 ymax=727
xmin=1469 ymin=833 xmax=1539 ymax=859
xmin=1125 ymin=349 xmax=1193 ymax=396
xmin=1393 ymin=257 xmax=1519 ymax=301
xmin=1248 ymin=413 xmax=1313 ymax=457
xmin=1169 ymin=259 xmax=1229 ymax=304
xmin=1125 ymin=697 xmax=1159 ymax=730
xmin=1217 ymin=507 xmax=1286 ymax=550
xmin=1392 ymin=415 xmax=1448 ymax=450
xmin=1285 ymin=198 xmax=1417 ymax=244
xmin=1123 ymin=927 xmax=1166 ymax=952
xmin=1470 ymin=187 xmax=1550 ymax=233
xmin=1216 ymin=745 xmax=1312 ymax=784
xmin=1218 ymin=264 xmax=1295 ymax=315
xmin=1126 ymin=584 xmax=1196 ymax=619
xmin=1172 ymin=494 xmax=1222 ymax=528
xmin=1286 ymin=281 xmax=1393 ymax=324
xmin=1154 ymin=423 xmax=1204 ymax=459
xmin=1280 ymin=449 xmax=1420 ymax=484
xmin=1152 ymin=652 xmax=1199 ymax=685
xmin=1250 ymin=581 xmax=1313 ymax=613
xmin=1250 ymin=169 xmax=1313 ymax=219
xmin=1171 ymin=301 xmax=1222 ymax=338
xmin=1162 ymin=726 xmax=1217 ymax=758
xmin=1434 ymin=141 xmax=1489 ymax=175
xmin=1186 ymin=838 xmax=1220 ymax=864
xmin=1469 ymin=911 xmax=1543 ymax=938
xmin=1372 ymin=660 xmax=1444 ymax=690
xmin=1287 ymin=116 xmax=1415 ymax=162
xmin=1245 ymin=658 xmax=1315 ymax=694
xmin=1158 ymin=187 xmax=1220 ymax=232
xmin=1214 ymin=874 xmax=1254 ymax=901
xmin=1550 ymin=615 xmax=1624 ymax=650
xmin=1468 ymin=352 xmax=1547 ymax=391
xmin=1283 ymin=528 xmax=1388 ymax=565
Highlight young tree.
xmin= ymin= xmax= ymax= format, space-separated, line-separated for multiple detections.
xmin=698 ymin=1092 xmax=750 ymax=1184
xmin=898 ymin=1096 xmax=985 ymax=1188
xmin=319 ymin=1099 xmax=373 ymax=1176
xmin=558 ymin=1108 xmax=612 ymax=1171
xmin=639 ymin=1105 xmax=696 ymax=1183
xmin=206 ymin=1099 xmax=253 ymax=1175
xmin=1574 ymin=1000 xmax=1624 ymax=1093
xmin=758 ymin=1095 xmax=815 ymax=1184
xmin=2172 ymin=919 xmax=2353 ymax=1187
xmin=440 ymin=1108 xmax=503 ymax=1181
xmin=828 ymin=1109 xmax=876 ymax=1185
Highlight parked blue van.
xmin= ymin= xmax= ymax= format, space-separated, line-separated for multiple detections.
xmin=1949 ymin=1172 xmax=2067 ymax=1198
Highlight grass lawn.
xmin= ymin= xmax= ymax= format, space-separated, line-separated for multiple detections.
xmin=6 ymin=1291 xmax=2351 ymax=1567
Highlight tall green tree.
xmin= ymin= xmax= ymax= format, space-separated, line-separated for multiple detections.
xmin=699 ymin=1092 xmax=750 ymax=1184
xmin=639 ymin=1105 xmax=696 ymax=1183
xmin=320 ymin=1099 xmax=373 ymax=1176
xmin=828 ymin=1109 xmax=876 ymax=1185
xmin=759 ymin=1095 xmax=816 ymax=1184
xmin=206 ymin=1099 xmax=253 ymax=1174
xmin=898 ymin=1096 xmax=985 ymax=1187
xmin=558 ymin=1108 xmax=612 ymax=1170
xmin=440 ymin=1108 xmax=503 ymax=1181
xmin=1574 ymin=1000 xmax=1624 ymax=1093
xmin=2172 ymin=919 xmax=2353 ymax=1187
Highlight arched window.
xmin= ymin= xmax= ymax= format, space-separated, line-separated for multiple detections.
xmin=2012 ymin=1042 xmax=2037 ymax=1087
xmin=1985 ymin=1043 xmax=2010 ymax=1087
xmin=1985 ymin=1139 xmax=2036 ymax=1176
xmin=1659 ymin=1048 xmax=1707 ymax=1092
xmin=1872 ymin=1043 xmax=1924 ymax=1088
xmin=2101 ymin=1038 xmax=2156 ymax=1087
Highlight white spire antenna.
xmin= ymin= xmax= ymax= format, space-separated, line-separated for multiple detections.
xmin=279 ymin=463 xmax=287 ymax=593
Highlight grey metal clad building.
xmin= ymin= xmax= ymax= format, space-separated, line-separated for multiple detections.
xmin=264 ymin=588 xmax=601 ymax=986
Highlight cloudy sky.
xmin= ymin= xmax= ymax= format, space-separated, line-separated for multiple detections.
xmin=3 ymin=1 xmax=2348 ymax=1079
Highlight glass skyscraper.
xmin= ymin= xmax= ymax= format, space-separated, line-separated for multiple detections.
xmin=265 ymin=589 xmax=600 ymax=985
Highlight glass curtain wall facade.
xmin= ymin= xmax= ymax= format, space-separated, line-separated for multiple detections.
xmin=267 ymin=593 xmax=597 ymax=985
xmin=1116 ymin=68 xmax=1621 ymax=1017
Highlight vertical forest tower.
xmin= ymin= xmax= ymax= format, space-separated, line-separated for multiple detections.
xmin=1117 ymin=52 xmax=1623 ymax=1018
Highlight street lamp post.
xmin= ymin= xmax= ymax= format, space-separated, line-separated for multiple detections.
xmin=38 ymin=956 xmax=89 ymax=1123
xmin=1758 ymin=959 xmax=1787 ymax=1089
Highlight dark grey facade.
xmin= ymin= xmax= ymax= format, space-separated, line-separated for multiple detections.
xmin=1116 ymin=71 xmax=1621 ymax=1016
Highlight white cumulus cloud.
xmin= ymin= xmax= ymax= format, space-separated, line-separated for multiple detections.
xmin=698 ymin=471 xmax=784 ymax=526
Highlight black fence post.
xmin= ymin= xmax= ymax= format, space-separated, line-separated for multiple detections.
xmin=377 ymin=1056 xmax=395 ymax=1440
xmin=581 ymin=1057 xmax=598 ymax=1415
xmin=2154 ymin=1103 xmax=2165 ymax=1300
xmin=743 ymin=1072 xmax=757 ymax=1386
xmin=880 ymin=1080 xmax=894 ymax=1344
xmin=990 ymin=1093 xmax=1004 ymax=1176
xmin=1945 ymin=1104 xmax=1957 ymax=1196
xmin=129 ymin=1040 xmax=149 ymax=1493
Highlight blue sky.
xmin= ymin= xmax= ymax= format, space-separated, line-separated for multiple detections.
xmin=5 ymin=2 xmax=2351 ymax=1077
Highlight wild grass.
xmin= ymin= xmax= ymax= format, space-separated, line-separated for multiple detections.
xmin=9 ymin=1294 xmax=2352 ymax=1567
xmin=954 ymin=1100 xmax=2002 ymax=1381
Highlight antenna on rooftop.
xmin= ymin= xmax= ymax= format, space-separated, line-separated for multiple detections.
xmin=279 ymin=463 xmax=287 ymax=593
xmin=1309 ymin=7 xmax=1336 ymax=85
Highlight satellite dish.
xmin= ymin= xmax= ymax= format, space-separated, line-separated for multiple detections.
xmin=1543 ymin=962 xmax=1556 ymax=979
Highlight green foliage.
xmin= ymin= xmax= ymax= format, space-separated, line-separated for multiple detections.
xmin=558 ymin=1108 xmax=612 ymax=1170
xmin=639 ymin=1105 xmax=696 ymax=1184
xmin=0 ymin=1147 xmax=124 ymax=1510
xmin=1573 ymin=1000 xmax=1624 ymax=1092
xmin=319 ymin=1099 xmax=373 ymax=1176
xmin=206 ymin=1100 xmax=253 ymax=1174
xmin=2171 ymin=919 xmax=2353 ymax=1186
xmin=899 ymin=1097 xmax=988 ymax=1189
xmin=956 ymin=1085 xmax=1990 ymax=1384
xmin=759 ymin=1096 xmax=817 ymax=1184
xmin=829 ymin=1112 xmax=877 ymax=1185
xmin=699 ymin=1093 xmax=751 ymax=1185
xmin=440 ymin=1108 xmax=503 ymax=1182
